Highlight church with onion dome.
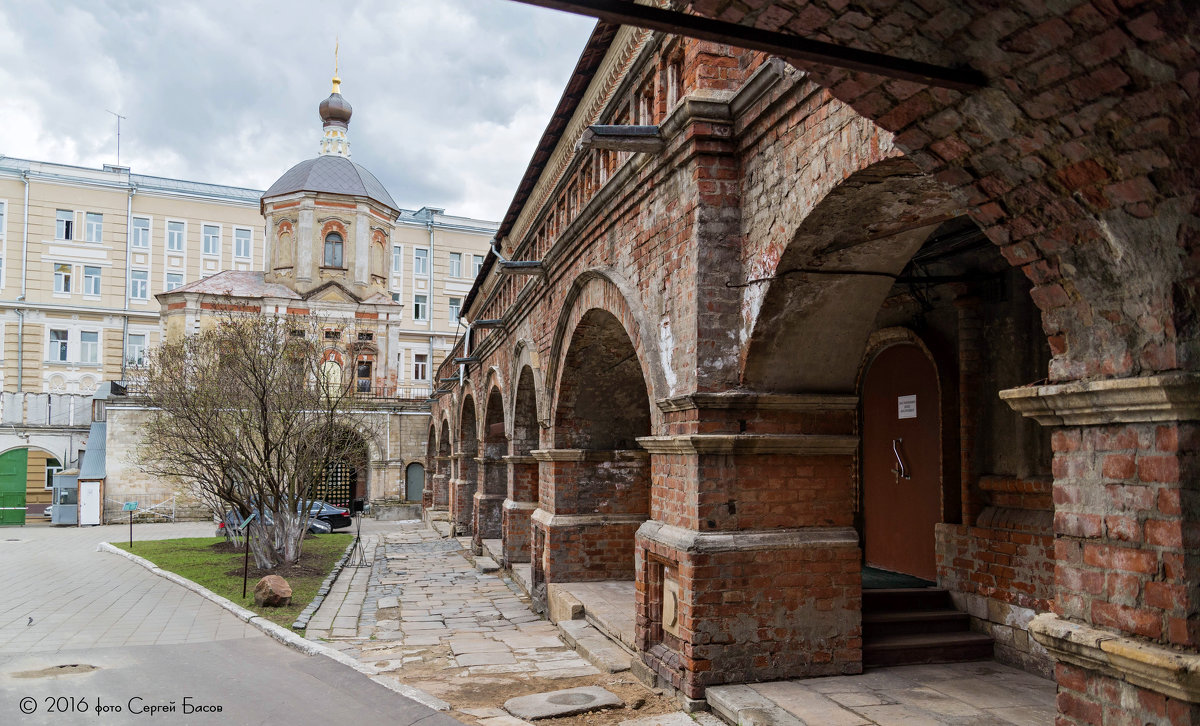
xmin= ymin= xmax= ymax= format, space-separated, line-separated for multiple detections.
xmin=118 ymin=69 xmax=499 ymax=517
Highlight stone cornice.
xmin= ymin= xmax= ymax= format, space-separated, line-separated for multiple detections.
xmin=636 ymin=434 xmax=858 ymax=455
xmin=530 ymin=448 xmax=650 ymax=462
xmin=502 ymin=455 xmax=539 ymax=464
xmin=502 ymin=499 xmax=538 ymax=511
xmin=531 ymin=509 xmax=648 ymax=527
xmin=637 ymin=521 xmax=858 ymax=554
xmin=1030 ymin=613 xmax=1200 ymax=703
xmin=1000 ymin=373 xmax=1200 ymax=426
xmin=656 ymin=391 xmax=858 ymax=413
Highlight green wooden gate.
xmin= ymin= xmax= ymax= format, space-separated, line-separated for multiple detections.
xmin=0 ymin=449 xmax=28 ymax=525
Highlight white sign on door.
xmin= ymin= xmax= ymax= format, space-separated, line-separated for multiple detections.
xmin=897 ymin=394 xmax=917 ymax=419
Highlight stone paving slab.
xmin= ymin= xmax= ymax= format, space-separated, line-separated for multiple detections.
xmin=504 ymin=686 xmax=623 ymax=720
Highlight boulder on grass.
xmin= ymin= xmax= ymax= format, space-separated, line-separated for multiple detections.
xmin=254 ymin=575 xmax=293 ymax=607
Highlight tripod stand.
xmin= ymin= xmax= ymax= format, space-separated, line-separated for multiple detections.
xmin=345 ymin=499 xmax=368 ymax=568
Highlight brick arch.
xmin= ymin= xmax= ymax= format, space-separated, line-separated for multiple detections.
xmin=547 ymin=270 xmax=665 ymax=434
xmin=508 ymin=338 xmax=550 ymax=431
xmin=743 ymin=156 xmax=961 ymax=392
xmin=319 ymin=219 xmax=348 ymax=240
xmin=690 ymin=0 xmax=1198 ymax=379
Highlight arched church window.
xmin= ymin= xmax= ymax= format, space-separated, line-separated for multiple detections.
xmin=324 ymin=232 xmax=344 ymax=268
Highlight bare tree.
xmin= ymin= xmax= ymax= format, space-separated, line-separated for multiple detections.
xmin=133 ymin=306 xmax=374 ymax=569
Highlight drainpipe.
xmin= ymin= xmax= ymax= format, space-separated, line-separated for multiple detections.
xmin=17 ymin=171 xmax=29 ymax=391
xmin=120 ymin=184 xmax=135 ymax=383
xmin=427 ymin=214 xmax=435 ymax=393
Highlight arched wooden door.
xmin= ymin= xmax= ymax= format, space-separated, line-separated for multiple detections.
xmin=862 ymin=343 xmax=942 ymax=581
xmin=405 ymin=463 xmax=425 ymax=502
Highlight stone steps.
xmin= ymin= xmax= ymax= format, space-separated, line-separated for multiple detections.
xmin=862 ymin=587 xmax=992 ymax=667
xmin=557 ymin=619 xmax=632 ymax=673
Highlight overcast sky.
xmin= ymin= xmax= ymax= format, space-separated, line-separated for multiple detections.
xmin=0 ymin=0 xmax=596 ymax=220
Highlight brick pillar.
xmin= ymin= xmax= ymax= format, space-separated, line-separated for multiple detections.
xmin=471 ymin=455 xmax=505 ymax=555
xmin=429 ymin=455 xmax=450 ymax=510
xmin=530 ymin=448 xmax=651 ymax=611
xmin=957 ymin=295 xmax=984 ymax=526
xmin=1003 ymin=374 xmax=1200 ymax=724
xmin=450 ymin=451 xmax=475 ymax=536
xmin=633 ymin=393 xmax=862 ymax=703
xmin=502 ymin=454 xmax=538 ymax=567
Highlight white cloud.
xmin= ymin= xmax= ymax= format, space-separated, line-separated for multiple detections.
xmin=0 ymin=0 xmax=596 ymax=220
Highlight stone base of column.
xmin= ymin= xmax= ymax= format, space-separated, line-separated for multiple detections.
xmin=530 ymin=509 xmax=647 ymax=610
xmin=450 ymin=478 xmax=474 ymax=536
xmin=471 ymin=493 xmax=504 ymax=555
xmin=636 ymin=521 xmax=862 ymax=700
xmin=502 ymin=499 xmax=537 ymax=567
xmin=431 ymin=472 xmax=450 ymax=509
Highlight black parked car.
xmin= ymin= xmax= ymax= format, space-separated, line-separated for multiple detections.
xmin=306 ymin=501 xmax=352 ymax=530
xmin=216 ymin=507 xmax=333 ymax=539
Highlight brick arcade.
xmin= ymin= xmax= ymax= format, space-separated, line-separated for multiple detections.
xmin=428 ymin=3 xmax=1199 ymax=724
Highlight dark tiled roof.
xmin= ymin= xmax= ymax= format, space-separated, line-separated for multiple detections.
xmin=158 ymin=270 xmax=301 ymax=300
xmin=262 ymin=155 xmax=399 ymax=214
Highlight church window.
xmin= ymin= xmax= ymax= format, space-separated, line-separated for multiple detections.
xmin=324 ymin=232 xmax=344 ymax=268
xmin=356 ymin=360 xmax=372 ymax=393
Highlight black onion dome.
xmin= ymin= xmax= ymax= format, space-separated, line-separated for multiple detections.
xmin=262 ymin=155 xmax=398 ymax=214
xmin=319 ymin=92 xmax=353 ymax=126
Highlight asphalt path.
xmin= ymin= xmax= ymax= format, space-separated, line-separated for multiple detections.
xmin=0 ymin=519 xmax=457 ymax=726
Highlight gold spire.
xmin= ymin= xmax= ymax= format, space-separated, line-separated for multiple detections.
xmin=331 ymin=37 xmax=341 ymax=93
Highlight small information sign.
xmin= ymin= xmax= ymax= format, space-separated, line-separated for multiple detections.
xmin=897 ymin=395 xmax=917 ymax=420
xmin=122 ymin=502 xmax=138 ymax=512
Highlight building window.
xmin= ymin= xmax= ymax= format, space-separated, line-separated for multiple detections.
xmin=126 ymin=333 xmax=146 ymax=368
xmin=392 ymin=245 xmax=402 ymax=273
xmin=45 ymin=458 xmax=63 ymax=490
xmin=413 ymin=353 xmax=428 ymax=381
xmin=413 ymin=294 xmax=427 ymax=321
xmin=323 ymin=329 xmax=341 ymax=340
xmin=234 ymin=228 xmax=251 ymax=259
xmin=56 ymin=210 xmax=73 ymax=240
xmin=448 ymin=252 xmax=462 ymax=278
xmin=324 ymin=232 xmax=344 ymax=268
xmin=132 ymin=217 xmax=150 ymax=248
xmin=83 ymin=266 xmax=101 ymax=296
xmin=357 ymin=331 xmax=374 ymax=342
xmin=167 ymin=220 xmax=184 ymax=251
xmin=86 ymin=212 xmax=103 ymax=243
xmin=391 ymin=292 xmax=401 ymax=303
xmin=54 ymin=263 xmax=72 ymax=293
xmin=473 ymin=254 xmax=484 ymax=278
xmin=356 ymin=360 xmax=372 ymax=393
xmin=202 ymin=224 xmax=220 ymax=255
xmin=448 ymin=297 xmax=461 ymax=323
xmin=165 ymin=272 xmax=183 ymax=291
xmin=80 ymin=331 xmax=99 ymax=364
xmin=414 ymin=248 xmax=429 ymax=276
xmin=130 ymin=269 xmax=148 ymax=300
xmin=49 ymin=329 xmax=69 ymax=362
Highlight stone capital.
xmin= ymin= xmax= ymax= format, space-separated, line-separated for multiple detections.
xmin=637 ymin=520 xmax=859 ymax=554
xmin=503 ymin=455 xmax=539 ymax=464
xmin=636 ymin=433 xmax=858 ymax=455
xmin=1030 ymin=613 xmax=1200 ymax=703
xmin=1000 ymin=373 xmax=1200 ymax=426
xmin=655 ymin=391 xmax=858 ymax=413
xmin=530 ymin=448 xmax=650 ymax=463
xmin=530 ymin=508 xmax=647 ymax=527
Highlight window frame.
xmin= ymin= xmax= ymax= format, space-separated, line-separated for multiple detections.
xmin=413 ymin=352 xmax=429 ymax=382
xmin=85 ymin=212 xmax=103 ymax=243
xmin=392 ymin=244 xmax=403 ymax=274
xmin=413 ymin=293 xmax=428 ymax=321
xmin=131 ymin=216 xmax=151 ymax=249
xmin=201 ymin=223 xmax=221 ymax=256
xmin=233 ymin=227 xmax=252 ymax=259
xmin=126 ymin=333 xmax=146 ymax=368
xmin=448 ymin=297 xmax=461 ymax=323
xmin=130 ymin=269 xmax=149 ymax=300
xmin=413 ymin=247 xmax=429 ymax=277
xmin=80 ymin=330 xmax=100 ymax=365
xmin=53 ymin=263 xmax=72 ymax=294
xmin=473 ymin=254 xmax=484 ymax=278
xmin=448 ymin=252 xmax=462 ymax=279
xmin=49 ymin=329 xmax=69 ymax=362
xmin=83 ymin=266 xmax=101 ymax=297
xmin=56 ymin=210 xmax=74 ymax=241
xmin=323 ymin=232 xmax=345 ymax=269
xmin=165 ymin=272 xmax=183 ymax=292
xmin=166 ymin=219 xmax=186 ymax=252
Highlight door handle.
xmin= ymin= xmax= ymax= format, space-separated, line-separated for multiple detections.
xmin=891 ymin=438 xmax=911 ymax=480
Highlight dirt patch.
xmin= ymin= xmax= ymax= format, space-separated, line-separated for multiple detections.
xmin=12 ymin=664 xmax=99 ymax=678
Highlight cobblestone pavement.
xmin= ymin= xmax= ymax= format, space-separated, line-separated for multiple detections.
xmin=305 ymin=522 xmax=678 ymax=725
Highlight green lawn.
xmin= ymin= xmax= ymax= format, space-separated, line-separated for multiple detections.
xmin=115 ymin=534 xmax=352 ymax=628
